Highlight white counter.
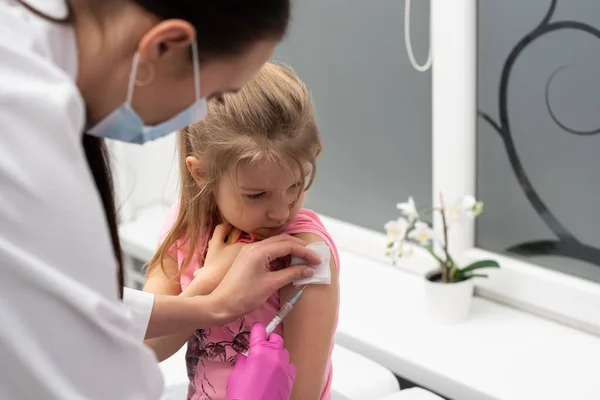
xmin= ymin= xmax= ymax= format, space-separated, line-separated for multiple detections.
xmin=335 ymin=251 xmax=600 ymax=400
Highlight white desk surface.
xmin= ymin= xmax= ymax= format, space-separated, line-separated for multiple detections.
xmin=335 ymin=251 xmax=600 ymax=400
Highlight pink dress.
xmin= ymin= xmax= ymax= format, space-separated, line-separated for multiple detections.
xmin=158 ymin=207 xmax=340 ymax=400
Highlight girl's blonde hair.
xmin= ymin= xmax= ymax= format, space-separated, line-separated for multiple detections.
xmin=148 ymin=62 xmax=322 ymax=278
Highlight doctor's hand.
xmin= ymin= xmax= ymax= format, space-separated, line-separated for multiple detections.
xmin=145 ymin=233 xmax=319 ymax=339
xmin=211 ymin=233 xmax=319 ymax=323
xmin=226 ymin=322 xmax=296 ymax=400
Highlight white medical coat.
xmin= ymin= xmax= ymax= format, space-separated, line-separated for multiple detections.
xmin=0 ymin=0 xmax=164 ymax=398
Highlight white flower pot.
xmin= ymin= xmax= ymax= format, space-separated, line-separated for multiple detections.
xmin=423 ymin=270 xmax=474 ymax=324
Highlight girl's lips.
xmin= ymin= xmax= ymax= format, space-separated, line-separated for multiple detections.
xmin=255 ymin=226 xmax=285 ymax=238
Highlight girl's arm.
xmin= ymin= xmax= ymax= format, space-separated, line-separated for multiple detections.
xmin=280 ymin=233 xmax=339 ymax=400
xmin=143 ymin=255 xmax=238 ymax=361
xmin=143 ymin=223 xmax=257 ymax=361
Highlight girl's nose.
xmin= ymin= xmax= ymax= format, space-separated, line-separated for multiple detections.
xmin=267 ymin=203 xmax=291 ymax=223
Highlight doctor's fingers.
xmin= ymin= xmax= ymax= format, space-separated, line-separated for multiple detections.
xmin=266 ymin=264 xmax=314 ymax=294
xmin=256 ymin=233 xmax=306 ymax=246
xmin=245 ymin=238 xmax=321 ymax=267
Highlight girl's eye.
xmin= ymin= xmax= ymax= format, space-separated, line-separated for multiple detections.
xmin=291 ymin=181 xmax=305 ymax=191
xmin=246 ymin=192 xmax=266 ymax=200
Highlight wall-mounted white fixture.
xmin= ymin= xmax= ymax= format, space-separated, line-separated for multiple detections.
xmin=404 ymin=0 xmax=432 ymax=72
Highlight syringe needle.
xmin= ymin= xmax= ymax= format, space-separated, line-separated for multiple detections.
xmin=242 ymin=285 xmax=308 ymax=356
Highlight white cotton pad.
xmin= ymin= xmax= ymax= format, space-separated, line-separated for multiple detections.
xmin=291 ymin=241 xmax=331 ymax=286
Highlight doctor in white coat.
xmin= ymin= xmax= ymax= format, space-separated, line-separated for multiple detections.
xmin=0 ymin=0 xmax=319 ymax=398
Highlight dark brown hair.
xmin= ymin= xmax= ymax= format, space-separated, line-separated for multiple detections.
xmin=82 ymin=136 xmax=125 ymax=297
xmin=132 ymin=0 xmax=290 ymax=58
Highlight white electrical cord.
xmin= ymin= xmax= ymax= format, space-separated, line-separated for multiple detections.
xmin=404 ymin=0 xmax=431 ymax=72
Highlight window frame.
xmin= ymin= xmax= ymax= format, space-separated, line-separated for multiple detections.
xmin=324 ymin=0 xmax=600 ymax=335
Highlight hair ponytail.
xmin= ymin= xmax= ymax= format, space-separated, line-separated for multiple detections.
xmin=82 ymin=135 xmax=125 ymax=299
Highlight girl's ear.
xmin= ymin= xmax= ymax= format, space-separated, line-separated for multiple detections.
xmin=186 ymin=156 xmax=205 ymax=183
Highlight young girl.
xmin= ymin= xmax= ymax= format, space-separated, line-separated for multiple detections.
xmin=144 ymin=62 xmax=340 ymax=400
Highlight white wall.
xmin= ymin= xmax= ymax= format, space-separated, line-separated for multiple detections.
xmin=107 ymin=135 xmax=179 ymax=223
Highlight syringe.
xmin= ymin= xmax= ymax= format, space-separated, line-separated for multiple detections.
xmin=265 ymin=285 xmax=305 ymax=336
xmin=242 ymin=285 xmax=306 ymax=357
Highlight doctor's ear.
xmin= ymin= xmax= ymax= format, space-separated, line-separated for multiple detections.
xmin=137 ymin=19 xmax=195 ymax=63
xmin=186 ymin=156 xmax=206 ymax=184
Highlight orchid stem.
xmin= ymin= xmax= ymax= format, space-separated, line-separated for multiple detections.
xmin=438 ymin=192 xmax=451 ymax=283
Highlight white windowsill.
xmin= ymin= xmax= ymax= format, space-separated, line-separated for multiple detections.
xmin=119 ymin=205 xmax=600 ymax=400
xmin=465 ymin=248 xmax=600 ymax=335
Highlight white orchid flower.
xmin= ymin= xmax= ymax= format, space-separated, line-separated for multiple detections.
xmin=396 ymin=197 xmax=419 ymax=222
xmin=408 ymin=221 xmax=434 ymax=246
xmin=471 ymin=200 xmax=484 ymax=216
xmin=384 ymin=218 xmax=410 ymax=241
xmin=448 ymin=195 xmax=484 ymax=224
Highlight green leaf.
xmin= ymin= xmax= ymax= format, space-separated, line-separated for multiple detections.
xmin=466 ymin=273 xmax=489 ymax=279
xmin=452 ymin=268 xmax=464 ymax=282
xmin=461 ymin=260 xmax=500 ymax=273
xmin=449 ymin=266 xmax=460 ymax=281
xmin=387 ymin=242 xmax=394 ymax=248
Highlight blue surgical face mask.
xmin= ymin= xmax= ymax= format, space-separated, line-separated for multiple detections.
xmin=88 ymin=40 xmax=208 ymax=144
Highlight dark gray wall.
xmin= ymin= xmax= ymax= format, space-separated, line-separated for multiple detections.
xmin=476 ymin=0 xmax=600 ymax=282
xmin=273 ymin=0 xmax=431 ymax=232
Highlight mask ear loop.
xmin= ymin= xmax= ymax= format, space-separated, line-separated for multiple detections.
xmin=191 ymin=40 xmax=201 ymax=99
xmin=126 ymin=52 xmax=141 ymax=106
